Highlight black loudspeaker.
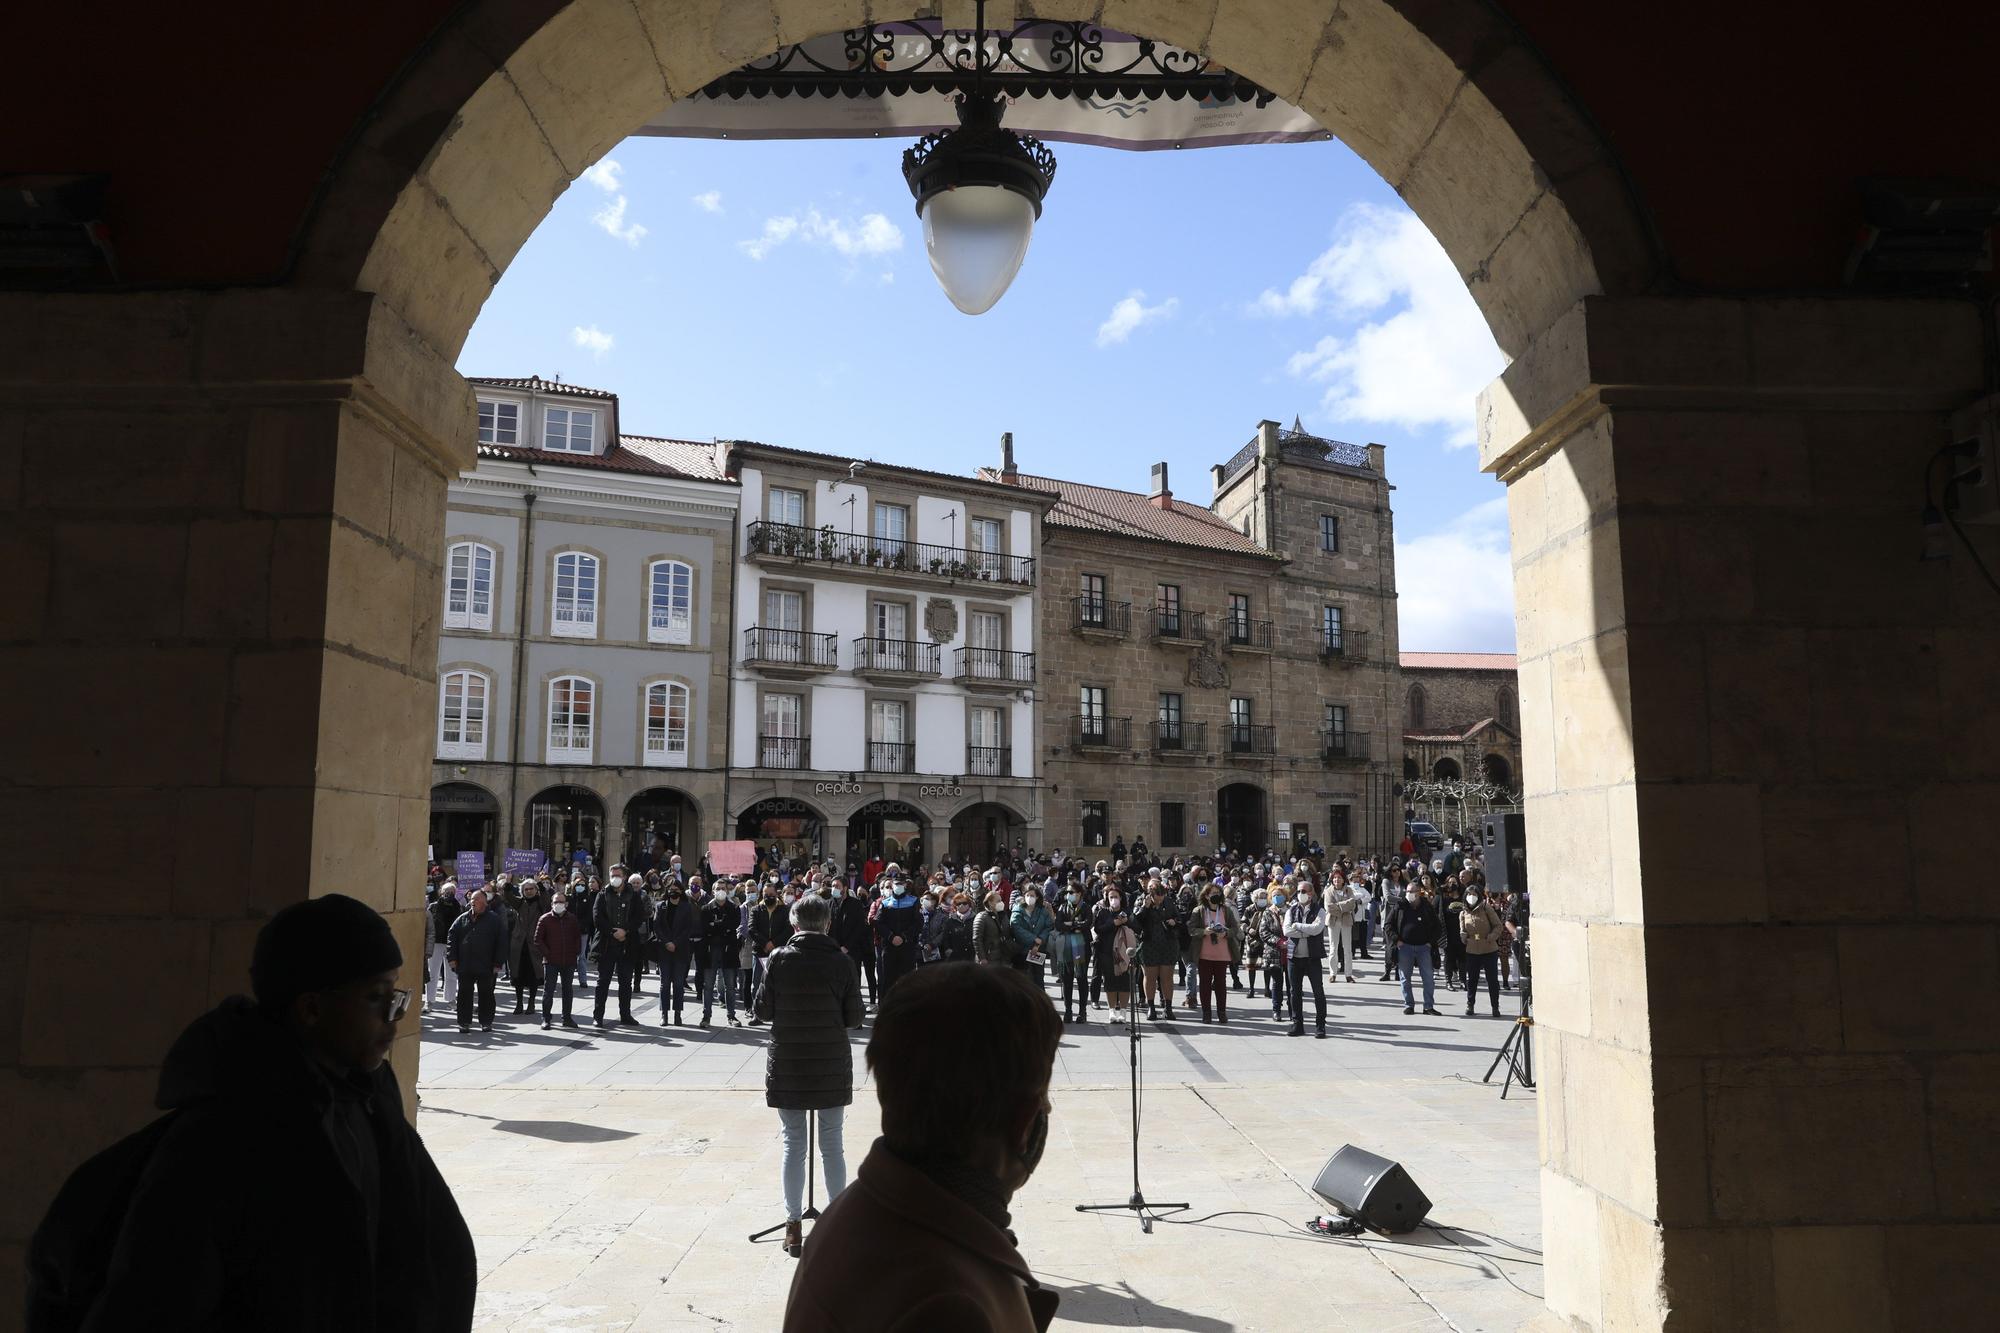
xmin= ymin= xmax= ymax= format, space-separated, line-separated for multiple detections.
xmin=1480 ymin=813 xmax=1527 ymax=896
xmin=1311 ymin=1145 xmax=1432 ymax=1235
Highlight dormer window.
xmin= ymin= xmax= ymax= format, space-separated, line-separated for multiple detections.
xmin=476 ymin=399 xmax=519 ymax=446
xmin=543 ymin=405 xmax=597 ymax=454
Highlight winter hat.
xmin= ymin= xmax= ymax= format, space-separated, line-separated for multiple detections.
xmin=251 ymin=893 xmax=404 ymax=1013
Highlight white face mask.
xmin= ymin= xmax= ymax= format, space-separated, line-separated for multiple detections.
xmin=1106 ymin=896 xmax=1121 ymax=908
xmin=552 ymin=901 xmax=567 ymax=915
xmin=1024 ymin=893 xmax=1038 ymax=905
xmin=1405 ymin=890 xmax=1420 ymax=903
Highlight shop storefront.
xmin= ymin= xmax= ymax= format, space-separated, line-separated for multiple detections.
xmin=428 ymin=782 xmax=498 ymax=866
xmin=948 ymin=801 xmax=1026 ymax=867
xmin=624 ymin=787 xmax=698 ymax=870
xmin=735 ymin=797 xmax=824 ymax=868
xmin=525 ymin=784 xmax=606 ymax=874
xmin=846 ymin=799 xmax=928 ymax=869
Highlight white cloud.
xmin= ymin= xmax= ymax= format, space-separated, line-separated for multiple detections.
xmin=738 ymin=208 xmax=904 ymax=261
xmin=1263 ymin=204 xmax=1504 ymax=448
xmin=691 ymin=190 xmax=724 ymax=214
xmin=581 ymin=157 xmax=647 ymax=246
xmin=1393 ymin=497 xmax=1516 ymax=652
xmin=570 ymin=324 xmax=614 ymax=359
xmin=1095 ymin=290 xmax=1179 ymax=348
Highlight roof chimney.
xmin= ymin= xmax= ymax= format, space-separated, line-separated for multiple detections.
xmin=1000 ymin=431 xmax=1017 ymax=483
xmin=1149 ymin=460 xmax=1172 ymax=509
xmin=1258 ymin=418 xmax=1282 ymax=460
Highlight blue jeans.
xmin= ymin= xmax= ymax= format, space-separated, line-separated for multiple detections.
xmin=779 ymin=1106 xmax=847 ymax=1221
xmin=1399 ymin=943 xmax=1436 ymax=1009
xmin=704 ymin=964 xmax=738 ymax=1017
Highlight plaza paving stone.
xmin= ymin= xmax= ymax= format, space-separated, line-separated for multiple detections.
xmin=419 ymin=964 xmax=1548 ymax=1331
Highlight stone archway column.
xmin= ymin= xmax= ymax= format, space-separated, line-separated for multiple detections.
xmin=1486 ymin=295 xmax=1998 ymax=1331
xmin=0 ymin=290 xmax=470 ymax=1267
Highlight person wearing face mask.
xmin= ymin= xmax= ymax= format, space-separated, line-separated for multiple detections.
xmin=938 ymin=893 xmax=977 ymax=962
xmin=828 ymin=877 xmax=878 ymax=1010
xmin=1281 ymin=883 xmax=1329 ymax=1038
xmin=506 ymin=877 xmax=544 ymax=1018
xmin=920 ymin=891 xmax=950 ymax=965
xmin=783 ymin=964 xmax=1062 ymax=1332
xmin=874 ymin=875 xmax=924 ymax=996
xmin=973 ymin=890 xmax=1016 ymax=967
xmin=1131 ymin=883 xmax=1181 ymax=1022
xmin=1008 ymin=884 xmax=1055 ymax=994
xmin=1459 ymin=884 xmax=1506 ymax=1017
xmin=1323 ymin=873 xmax=1361 ymax=985
xmin=1049 ymin=886 xmax=1091 ymax=1024
xmin=446 ymin=889 xmax=509 ymax=1034
xmin=652 ymin=878 xmax=701 ymax=1026
xmin=747 ymin=885 xmax=790 ymax=1027
xmin=1091 ymin=887 xmax=1136 ymax=1024
xmin=533 ymin=890 xmax=584 ymax=1029
xmin=1193 ymin=884 xmax=1241 ymax=1024
xmin=1257 ymin=889 xmax=1290 ymax=1023
xmin=699 ymin=880 xmax=744 ymax=1028
xmin=1387 ymin=882 xmax=1443 ymax=1016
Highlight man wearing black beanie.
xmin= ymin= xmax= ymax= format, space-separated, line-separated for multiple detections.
xmin=27 ymin=893 xmax=477 ymax=1332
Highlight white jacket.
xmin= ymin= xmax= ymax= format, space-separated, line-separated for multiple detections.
xmin=1324 ymin=885 xmax=1361 ymax=927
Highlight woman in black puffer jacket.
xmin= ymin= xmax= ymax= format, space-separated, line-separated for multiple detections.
xmin=753 ymin=894 xmax=864 ymax=1255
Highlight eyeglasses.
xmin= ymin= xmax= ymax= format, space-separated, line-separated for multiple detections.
xmin=381 ymin=989 xmax=412 ymax=1023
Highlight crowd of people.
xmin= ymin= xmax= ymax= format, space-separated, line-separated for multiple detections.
xmin=424 ymin=833 xmax=1530 ymax=1040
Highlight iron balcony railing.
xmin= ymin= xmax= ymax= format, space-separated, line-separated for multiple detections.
xmin=1152 ymin=607 xmax=1207 ymax=641
xmin=967 ymin=744 xmax=1009 ymax=777
xmin=852 ymin=637 xmax=941 ymax=676
xmin=1153 ymin=719 xmax=1208 ymax=753
xmin=744 ymin=626 xmax=838 ymax=668
xmin=1226 ymin=722 xmax=1277 ymax=755
xmin=954 ymin=647 xmax=1036 ymax=685
xmin=1225 ymin=616 xmax=1275 ymax=649
xmin=758 ymin=735 xmax=810 ymax=769
xmin=867 ymin=740 xmax=916 ymax=774
xmin=1322 ymin=628 xmax=1370 ymax=663
xmin=1071 ymin=596 xmax=1132 ymax=634
xmin=1323 ymin=729 xmax=1370 ymax=762
xmin=746 ymin=519 xmax=1035 ymax=586
xmin=1070 ymin=715 xmax=1132 ymax=749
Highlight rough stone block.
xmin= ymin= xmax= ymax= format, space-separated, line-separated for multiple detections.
xmin=1399 ymin=74 xmax=1541 ymax=272
xmin=1565 ymin=1036 xmax=1662 ymax=1215
xmin=1932 ymin=628 xmax=2000 ymax=783
xmin=1909 ymin=785 xmax=2000 ymax=918
xmin=355 ymin=181 xmax=498 ymax=360
xmin=1883 ymin=1224 xmax=2000 ymax=1330
xmin=21 ymin=920 xmax=212 ymax=1068
xmin=1516 ymin=652 xmax=1558 ymax=800
xmin=267 ymin=516 xmax=334 ymax=639
xmin=310 ymin=788 xmax=402 ymax=906
xmin=225 ymin=648 xmax=328 ymax=788
xmin=1633 ymin=783 xmax=1767 ymax=925
xmin=50 ymin=519 xmax=188 ymax=639
xmin=1745 ymin=298 xmax=1982 ymax=395
xmin=170 ymin=787 xmax=256 ymax=918
xmin=1551 ymin=633 xmax=1635 ymax=792
xmin=315 ymin=650 xmax=429 ymax=796
xmin=1470 ymin=189 xmax=1598 ymax=355
xmin=642 ymin=0 xmax=783 ymax=98
xmin=1644 ymin=924 xmax=1841 ymax=1058
xmin=1597 ymin=1196 xmax=1667 ymax=1331
xmin=242 ymin=404 xmax=340 ymax=515
xmin=1770 ymin=1226 xmax=1890 ymax=1333
xmin=1585 ymin=923 xmax=1649 ymax=1053
xmin=250 ymin=786 xmax=318 ymax=911
xmin=1613 ymin=410 xmax=1812 ymax=510
xmin=1622 ymin=625 xmax=1709 ymax=784
xmin=1528 ymin=917 xmax=1590 ymax=1039
xmin=1529 ymin=789 xmax=1612 ymax=922
xmin=1208 ymin=0 xmax=1324 ymax=102
xmin=1760 ymin=787 xmax=1911 ymax=922
xmin=2 ymin=647 xmax=228 ymax=788
xmin=24 ymin=410 xmax=240 ymax=513
xmin=1538 ymin=1168 xmax=1603 ymax=1328
xmin=1837 ymin=924 xmax=1997 ymax=1053
xmin=0 ymin=1068 xmax=158 ymax=1242
xmin=421 ymin=70 xmax=571 ymax=274
xmin=323 ymin=525 xmax=419 ymax=666
xmin=1804 ymin=628 xmax=1942 ymax=782
xmin=1618 ymin=511 xmax=1757 ymax=627
xmin=330 ymin=408 xmax=399 ymax=542
xmin=1705 ymin=1056 xmax=1933 ymax=1225
xmin=1658 ymin=1225 xmax=1775 ymax=1332
xmin=184 ymin=518 xmax=273 ymax=639
xmin=1924 ymin=1055 xmax=2000 ymax=1220
xmin=1703 ymin=627 xmax=1813 ymax=780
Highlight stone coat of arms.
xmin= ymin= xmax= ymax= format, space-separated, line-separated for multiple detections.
xmin=924 ymin=597 xmax=958 ymax=642
xmin=1187 ymin=637 xmax=1230 ymax=689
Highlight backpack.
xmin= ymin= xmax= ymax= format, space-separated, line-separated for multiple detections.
xmin=26 ymin=1109 xmax=183 ymax=1331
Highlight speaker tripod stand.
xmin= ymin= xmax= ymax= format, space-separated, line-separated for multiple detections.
xmin=1482 ymin=975 xmax=1534 ymax=1097
xmin=749 ymin=1109 xmax=821 ymax=1255
xmin=1075 ymin=985 xmax=1186 ymax=1233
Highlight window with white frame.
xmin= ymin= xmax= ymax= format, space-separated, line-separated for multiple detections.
xmin=542 ymin=405 xmax=597 ymax=454
xmin=648 ymin=560 xmax=693 ymax=644
xmin=643 ymin=681 xmax=691 ymax=767
xmin=769 ymin=486 xmax=807 ymax=526
xmin=437 ymin=670 xmax=489 ymax=760
xmin=443 ymin=541 xmax=495 ymax=630
xmin=551 ymin=551 xmax=599 ymax=638
xmin=547 ymin=676 xmax=594 ymax=763
xmin=970 ymin=517 xmax=1003 ymax=575
xmin=476 ymin=399 xmax=519 ymax=446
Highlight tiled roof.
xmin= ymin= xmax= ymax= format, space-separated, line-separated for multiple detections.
xmin=620 ymin=435 xmax=727 ymax=481
xmin=732 ymin=439 xmax=1053 ymax=502
xmin=1400 ymin=651 xmax=1519 ymax=671
xmin=475 ymin=437 xmax=736 ymax=485
xmin=467 ymin=374 xmax=618 ymax=401
xmin=974 ymin=469 xmax=1275 ymax=558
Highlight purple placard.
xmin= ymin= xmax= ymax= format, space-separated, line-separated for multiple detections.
xmin=502 ymin=847 xmax=547 ymax=879
xmin=453 ymin=850 xmax=486 ymax=886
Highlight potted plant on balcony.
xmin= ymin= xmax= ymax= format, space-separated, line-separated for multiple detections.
xmin=818 ymin=526 xmax=837 ymax=561
xmin=928 ymin=555 xmax=944 ymax=575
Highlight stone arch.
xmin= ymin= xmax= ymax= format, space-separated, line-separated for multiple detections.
xmin=1432 ymin=756 xmax=1462 ymax=781
xmin=1483 ymin=753 xmax=1512 ymax=787
xmin=298 ymin=0 xmax=1655 ymax=365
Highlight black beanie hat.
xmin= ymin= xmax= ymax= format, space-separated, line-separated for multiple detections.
xmin=251 ymin=893 xmax=404 ymax=1012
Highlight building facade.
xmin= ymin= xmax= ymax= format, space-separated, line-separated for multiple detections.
xmin=725 ymin=441 xmax=1055 ymax=870
xmin=429 ymin=376 xmax=738 ymax=876
xmin=1399 ymin=650 xmax=1524 ymax=839
xmin=992 ymin=419 xmax=1403 ymax=860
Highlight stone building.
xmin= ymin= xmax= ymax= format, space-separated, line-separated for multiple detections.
xmin=724 ymin=440 xmax=1055 ymax=869
xmin=1400 ymin=650 xmax=1524 ymax=788
xmin=984 ymin=419 xmax=1401 ymax=859
xmin=429 ymin=376 xmax=738 ymax=876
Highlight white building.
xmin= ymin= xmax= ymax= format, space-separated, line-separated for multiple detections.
xmin=723 ymin=440 xmax=1056 ymax=869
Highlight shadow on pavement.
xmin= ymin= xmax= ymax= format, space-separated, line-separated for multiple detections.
xmin=1036 ymin=1276 xmax=1234 ymax=1331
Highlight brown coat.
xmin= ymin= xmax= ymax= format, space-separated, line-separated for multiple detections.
xmin=784 ymin=1139 xmax=1058 ymax=1333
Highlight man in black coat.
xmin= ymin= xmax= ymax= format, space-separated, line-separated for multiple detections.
xmin=754 ymin=894 xmax=863 ymax=1256
xmin=1388 ymin=884 xmax=1444 ymax=1016
xmin=828 ymin=885 xmax=877 ymax=1007
xmin=27 ymin=893 xmax=476 ymax=1332
xmin=700 ymin=882 xmax=744 ymax=1027
xmin=652 ymin=881 xmax=701 ymax=1025
xmin=593 ymin=872 xmax=650 ymax=1027
xmin=446 ymin=889 xmax=509 ymax=1033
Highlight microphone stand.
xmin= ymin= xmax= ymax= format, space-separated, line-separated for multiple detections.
xmin=1075 ymin=975 xmax=1186 ymax=1233
xmin=749 ymin=1108 xmax=820 ymax=1250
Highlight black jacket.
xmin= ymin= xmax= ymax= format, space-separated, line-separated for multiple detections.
xmin=652 ymin=895 xmax=700 ymax=961
xmin=1389 ymin=897 xmax=1442 ymax=946
xmin=27 ymin=997 xmax=474 ymax=1333
xmin=593 ymin=886 xmax=649 ymax=955
xmin=829 ymin=896 xmax=873 ymax=956
xmin=750 ymin=900 xmax=787 ymax=957
xmin=426 ymin=895 xmax=461 ymax=945
xmin=936 ymin=911 xmax=974 ymax=962
xmin=444 ymin=907 xmax=508 ymax=976
xmin=700 ymin=897 xmax=741 ymax=966
xmin=754 ymin=932 xmax=863 ymax=1110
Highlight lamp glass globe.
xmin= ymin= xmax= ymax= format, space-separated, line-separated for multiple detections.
xmin=920 ymin=184 xmax=1036 ymax=315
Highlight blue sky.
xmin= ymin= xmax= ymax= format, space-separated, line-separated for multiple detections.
xmin=459 ymin=133 xmax=1515 ymax=651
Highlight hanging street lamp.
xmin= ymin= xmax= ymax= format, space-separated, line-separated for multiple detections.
xmin=902 ymin=87 xmax=1057 ymax=315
